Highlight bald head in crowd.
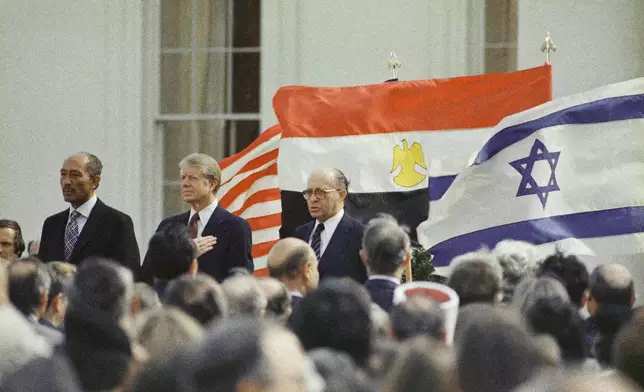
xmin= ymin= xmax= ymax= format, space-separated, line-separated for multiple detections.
xmin=587 ymin=263 xmax=635 ymax=316
xmin=267 ymin=238 xmax=319 ymax=296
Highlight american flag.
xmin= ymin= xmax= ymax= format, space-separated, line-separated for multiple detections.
xmin=217 ymin=125 xmax=282 ymax=275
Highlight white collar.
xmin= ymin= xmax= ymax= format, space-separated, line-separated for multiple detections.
xmin=314 ymin=209 xmax=344 ymax=232
xmin=189 ymin=199 xmax=218 ymax=225
xmin=69 ymin=194 xmax=98 ymax=218
xmin=368 ymin=275 xmax=400 ymax=285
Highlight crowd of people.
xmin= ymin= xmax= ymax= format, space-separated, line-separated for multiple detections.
xmin=0 ymin=151 xmax=643 ymax=392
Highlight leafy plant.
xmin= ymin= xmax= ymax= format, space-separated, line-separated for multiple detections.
xmin=402 ymin=247 xmax=447 ymax=283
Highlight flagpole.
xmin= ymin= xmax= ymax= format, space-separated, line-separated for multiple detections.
xmin=541 ymin=31 xmax=556 ymax=64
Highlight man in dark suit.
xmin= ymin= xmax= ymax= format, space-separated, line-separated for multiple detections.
xmin=38 ymin=153 xmax=140 ymax=275
xmin=267 ymin=237 xmax=319 ymax=316
xmin=142 ymin=153 xmax=253 ymax=282
xmin=360 ymin=216 xmax=411 ymax=312
xmin=294 ymin=168 xmax=367 ymax=283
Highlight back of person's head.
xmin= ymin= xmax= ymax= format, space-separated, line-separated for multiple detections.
xmin=361 ymin=216 xmax=411 ymax=276
xmin=364 ymin=339 xmax=402 ymax=385
xmin=257 ymin=277 xmax=292 ymax=323
xmin=380 ymin=336 xmax=451 ymax=392
xmin=514 ymin=369 xmax=642 ymax=392
xmin=589 ymin=263 xmax=634 ymax=307
xmin=370 ymin=303 xmax=392 ymax=339
xmin=308 ymin=348 xmax=371 ymax=392
xmin=7 ymin=258 xmax=51 ymax=317
xmin=44 ymin=261 xmax=76 ymax=322
xmin=222 ymin=275 xmax=267 ymax=318
xmin=456 ymin=306 xmax=544 ymax=392
xmin=614 ymin=309 xmax=644 ymax=390
xmin=65 ymin=257 xmax=134 ymax=392
xmin=290 ymin=278 xmax=373 ymax=366
xmin=512 ymin=276 xmax=570 ymax=315
xmin=448 ymin=250 xmax=502 ymax=307
xmin=147 ymin=225 xmax=196 ymax=281
xmin=538 ymin=252 xmax=589 ymax=309
xmin=131 ymin=356 xmax=182 ymax=392
xmin=132 ymin=282 xmax=161 ymax=315
xmin=163 ymin=274 xmax=228 ymax=326
xmin=391 ymin=294 xmax=445 ymax=341
xmin=136 ymin=307 xmax=204 ymax=359
xmin=267 ymin=237 xmax=319 ymax=292
xmin=179 ymin=317 xmax=305 ymax=392
xmin=492 ymin=240 xmax=542 ymax=303
xmin=525 ymin=297 xmax=588 ymax=362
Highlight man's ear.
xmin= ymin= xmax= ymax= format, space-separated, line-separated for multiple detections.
xmin=130 ymin=295 xmax=141 ymax=316
xmin=402 ymin=250 xmax=411 ymax=267
xmin=360 ymin=250 xmax=367 ymax=267
xmin=301 ymin=261 xmax=312 ymax=280
xmin=91 ymin=175 xmax=101 ymax=191
xmin=580 ymin=290 xmax=589 ymax=309
xmin=39 ymin=291 xmax=49 ymax=316
xmin=189 ymin=259 xmax=199 ymax=276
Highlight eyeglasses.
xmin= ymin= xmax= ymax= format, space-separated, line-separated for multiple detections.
xmin=301 ymin=188 xmax=341 ymax=200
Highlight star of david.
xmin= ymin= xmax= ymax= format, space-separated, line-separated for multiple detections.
xmin=509 ymin=138 xmax=561 ymax=208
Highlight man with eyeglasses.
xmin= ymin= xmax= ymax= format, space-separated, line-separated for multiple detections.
xmin=294 ymin=168 xmax=367 ymax=283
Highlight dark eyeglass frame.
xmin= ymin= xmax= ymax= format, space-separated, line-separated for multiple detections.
xmin=301 ymin=188 xmax=343 ymax=200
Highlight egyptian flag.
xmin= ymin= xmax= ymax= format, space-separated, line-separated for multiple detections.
xmin=273 ymin=65 xmax=552 ymax=241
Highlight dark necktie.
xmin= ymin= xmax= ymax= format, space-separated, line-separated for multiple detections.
xmin=311 ymin=223 xmax=325 ymax=260
xmin=64 ymin=210 xmax=81 ymax=260
xmin=189 ymin=213 xmax=200 ymax=239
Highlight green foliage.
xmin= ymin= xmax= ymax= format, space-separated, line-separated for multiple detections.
xmin=402 ymin=247 xmax=447 ymax=284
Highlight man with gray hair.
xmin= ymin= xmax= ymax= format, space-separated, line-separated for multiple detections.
xmin=38 ymin=152 xmax=140 ymax=275
xmin=144 ymin=153 xmax=253 ymax=282
xmin=361 ymin=216 xmax=411 ymax=312
xmin=447 ymin=250 xmax=504 ymax=307
xmin=222 ymin=275 xmax=267 ymax=318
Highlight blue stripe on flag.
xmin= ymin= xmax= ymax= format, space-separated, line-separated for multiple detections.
xmin=473 ymin=93 xmax=644 ymax=165
xmin=429 ymin=206 xmax=644 ymax=267
xmin=428 ymin=175 xmax=457 ymax=201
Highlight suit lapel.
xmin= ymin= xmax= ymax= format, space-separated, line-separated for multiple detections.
xmin=202 ymin=205 xmax=229 ymax=236
xmin=53 ymin=210 xmax=70 ymax=257
xmin=319 ymin=213 xmax=352 ymax=275
xmin=70 ymin=199 xmax=107 ymax=259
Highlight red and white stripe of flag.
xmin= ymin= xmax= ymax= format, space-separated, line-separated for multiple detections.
xmin=217 ymin=125 xmax=282 ymax=275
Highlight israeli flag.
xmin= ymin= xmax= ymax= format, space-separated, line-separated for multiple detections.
xmin=418 ymin=77 xmax=644 ymax=267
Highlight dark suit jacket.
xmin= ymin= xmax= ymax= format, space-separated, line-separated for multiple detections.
xmin=364 ymin=278 xmax=399 ymax=313
xmin=294 ymin=212 xmax=367 ymax=283
xmin=38 ymin=199 xmax=140 ymax=276
xmin=142 ymin=205 xmax=253 ymax=283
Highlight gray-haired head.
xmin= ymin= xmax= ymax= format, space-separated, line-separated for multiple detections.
xmin=493 ymin=240 xmax=542 ymax=302
xmin=512 ymin=276 xmax=570 ymax=315
xmin=309 ymin=168 xmax=350 ymax=192
xmin=362 ymin=216 xmax=411 ymax=276
xmin=179 ymin=153 xmax=222 ymax=194
xmin=222 ymin=275 xmax=268 ymax=318
xmin=448 ymin=250 xmax=503 ymax=307
xmin=68 ymin=152 xmax=103 ymax=178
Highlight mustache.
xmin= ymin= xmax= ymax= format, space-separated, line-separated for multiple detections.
xmin=62 ymin=187 xmax=74 ymax=192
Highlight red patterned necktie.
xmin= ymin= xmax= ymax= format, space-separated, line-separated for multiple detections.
xmin=189 ymin=213 xmax=200 ymax=239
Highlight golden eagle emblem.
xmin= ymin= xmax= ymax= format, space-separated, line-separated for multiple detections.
xmin=391 ymin=139 xmax=427 ymax=187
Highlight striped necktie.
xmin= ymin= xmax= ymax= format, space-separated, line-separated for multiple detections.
xmin=189 ymin=213 xmax=200 ymax=238
xmin=311 ymin=223 xmax=325 ymax=260
xmin=64 ymin=210 xmax=81 ymax=260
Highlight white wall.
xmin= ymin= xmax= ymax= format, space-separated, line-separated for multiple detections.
xmin=0 ymin=1 xmax=145 ymax=250
xmin=518 ymin=0 xmax=644 ymax=98
xmin=260 ymin=0 xmax=484 ymax=130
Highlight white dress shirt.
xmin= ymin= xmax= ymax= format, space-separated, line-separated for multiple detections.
xmin=188 ymin=199 xmax=218 ymax=237
xmin=309 ymin=209 xmax=344 ymax=257
xmin=68 ymin=194 xmax=98 ymax=233
xmin=367 ymin=275 xmax=401 ymax=285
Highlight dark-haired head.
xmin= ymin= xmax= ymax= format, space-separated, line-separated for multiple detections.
xmin=147 ymin=225 xmax=197 ymax=281
xmin=0 ymin=219 xmax=25 ymax=261
xmin=539 ymin=251 xmax=589 ymax=309
xmin=163 ymin=274 xmax=228 ymax=325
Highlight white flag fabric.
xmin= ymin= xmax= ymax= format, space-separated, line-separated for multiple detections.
xmin=418 ymin=77 xmax=644 ymax=267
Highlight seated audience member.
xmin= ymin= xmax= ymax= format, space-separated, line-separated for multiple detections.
xmin=163 ymin=274 xmax=228 ymax=326
xmin=267 ymin=237 xmax=319 ymax=315
xmin=290 ymin=278 xmax=373 ymax=366
xmin=524 ymin=297 xmax=589 ymax=363
xmin=0 ymin=258 xmax=51 ymax=383
xmin=178 ymin=317 xmax=307 ymax=392
xmin=222 ymin=274 xmax=267 ymax=318
xmin=614 ymin=309 xmax=644 ymax=390
xmin=257 ymin=277 xmax=292 ymax=323
xmin=141 ymin=225 xmax=198 ymax=295
xmin=512 ymin=276 xmax=570 ymax=314
xmin=0 ymin=219 xmax=25 ymax=262
xmin=492 ymin=240 xmax=542 ymax=303
xmin=135 ymin=307 xmax=203 ymax=359
xmin=456 ymin=306 xmax=549 ymax=392
xmin=27 ymin=240 xmax=40 ymax=257
xmin=2 ymin=257 xmax=136 ymax=392
xmin=587 ymin=263 xmax=635 ymax=366
xmin=390 ymin=294 xmax=445 ymax=342
xmin=447 ymin=250 xmax=503 ymax=307
xmin=361 ymin=216 xmax=411 ymax=312
xmin=380 ymin=336 xmax=452 ymax=392
xmin=40 ymin=261 xmax=76 ymax=331
xmin=7 ymin=259 xmax=63 ymax=344
xmin=538 ymin=251 xmax=590 ymax=310
xmin=131 ymin=282 xmax=161 ymax=316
